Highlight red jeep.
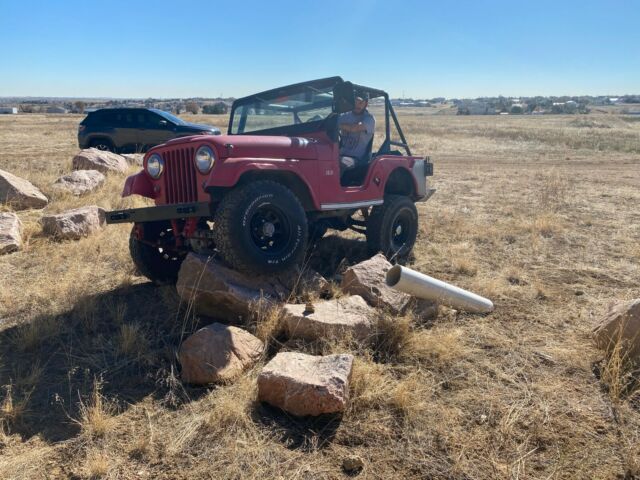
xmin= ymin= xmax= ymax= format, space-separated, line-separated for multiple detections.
xmin=106 ymin=77 xmax=434 ymax=283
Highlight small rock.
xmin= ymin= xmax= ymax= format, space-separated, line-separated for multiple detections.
xmin=122 ymin=153 xmax=144 ymax=167
xmin=0 ymin=212 xmax=22 ymax=254
xmin=179 ymin=323 xmax=264 ymax=384
xmin=282 ymin=295 xmax=375 ymax=342
xmin=72 ymin=148 xmax=128 ymax=174
xmin=0 ymin=169 xmax=48 ymax=210
xmin=52 ymin=170 xmax=105 ymax=196
xmin=341 ymin=254 xmax=411 ymax=314
xmin=342 ymin=455 xmax=364 ymax=473
xmin=41 ymin=205 xmax=106 ymax=240
xmin=593 ymin=299 xmax=640 ymax=359
xmin=258 ymin=352 xmax=354 ymax=416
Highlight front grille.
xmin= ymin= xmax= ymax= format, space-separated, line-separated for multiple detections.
xmin=163 ymin=147 xmax=198 ymax=203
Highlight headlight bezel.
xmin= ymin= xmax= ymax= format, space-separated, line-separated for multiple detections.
xmin=146 ymin=153 xmax=164 ymax=179
xmin=195 ymin=145 xmax=216 ymax=173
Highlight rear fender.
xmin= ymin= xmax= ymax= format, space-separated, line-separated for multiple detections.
xmin=122 ymin=171 xmax=156 ymax=199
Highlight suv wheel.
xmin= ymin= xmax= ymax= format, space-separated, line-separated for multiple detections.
xmin=213 ymin=180 xmax=308 ymax=274
xmin=366 ymin=195 xmax=418 ymax=260
xmin=129 ymin=221 xmax=185 ymax=284
xmin=90 ymin=138 xmax=114 ymax=152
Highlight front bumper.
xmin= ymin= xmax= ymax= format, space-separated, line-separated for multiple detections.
xmin=105 ymin=202 xmax=212 ymax=224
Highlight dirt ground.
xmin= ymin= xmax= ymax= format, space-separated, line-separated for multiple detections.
xmin=0 ymin=112 xmax=639 ymax=479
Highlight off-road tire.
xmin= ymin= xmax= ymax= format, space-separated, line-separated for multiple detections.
xmin=366 ymin=195 xmax=418 ymax=260
xmin=212 ymin=180 xmax=308 ymax=274
xmin=90 ymin=137 xmax=115 ymax=152
xmin=129 ymin=222 xmax=184 ymax=284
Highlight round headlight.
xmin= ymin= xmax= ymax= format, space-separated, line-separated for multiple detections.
xmin=195 ymin=145 xmax=215 ymax=173
xmin=146 ymin=154 xmax=164 ymax=179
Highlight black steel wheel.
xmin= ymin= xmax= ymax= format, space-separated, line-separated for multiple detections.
xmin=129 ymin=221 xmax=185 ymax=284
xmin=212 ymin=180 xmax=308 ymax=274
xmin=366 ymin=195 xmax=418 ymax=260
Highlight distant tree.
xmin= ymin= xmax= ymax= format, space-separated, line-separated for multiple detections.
xmin=74 ymin=101 xmax=86 ymax=114
xmin=185 ymin=102 xmax=199 ymax=114
xmin=202 ymin=102 xmax=228 ymax=114
xmin=175 ymin=105 xmax=182 ymax=114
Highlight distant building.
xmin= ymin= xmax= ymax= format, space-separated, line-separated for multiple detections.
xmin=0 ymin=107 xmax=18 ymax=114
xmin=457 ymin=100 xmax=494 ymax=115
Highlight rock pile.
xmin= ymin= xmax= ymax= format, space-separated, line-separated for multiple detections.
xmin=176 ymin=252 xmax=423 ymax=417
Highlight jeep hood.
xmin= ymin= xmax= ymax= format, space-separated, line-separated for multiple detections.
xmin=211 ymin=135 xmax=319 ymax=160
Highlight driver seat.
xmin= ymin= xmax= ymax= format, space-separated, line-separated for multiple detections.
xmin=340 ymin=137 xmax=374 ymax=186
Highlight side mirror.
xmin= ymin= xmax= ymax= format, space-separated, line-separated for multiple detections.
xmin=333 ymin=81 xmax=355 ymax=113
xmin=159 ymin=120 xmax=168 ymax=127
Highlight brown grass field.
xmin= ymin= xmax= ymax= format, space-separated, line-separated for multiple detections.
xmin=0 ymin=111 xmax=639 ymax=479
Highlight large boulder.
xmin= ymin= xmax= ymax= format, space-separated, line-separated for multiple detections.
xmin=0 ymin=169 xmax=48 ymax=210
xmin=593 ymin=299 xmax=640 ymax=359
xmin=41 ymin=205 xmax=106 ymax=240
xmin=341 ymin=254 xmax=411 ymax=314
xmin=282 ymin=295 xmax=375 ymax=342
xmin=258 ymin=352 xmax=354 ymax=416
xmin=52 ymin=170 xmax=106 ymax=196
xmin=72 ymin=148 xmax=128 ymax=174
xmin=0 ymin=212 xmax=22 ymax=254
xmin=178 ymin=323 xmax=264 ymax=384
xmin=176 ymin=253 xmax=329 ymax=321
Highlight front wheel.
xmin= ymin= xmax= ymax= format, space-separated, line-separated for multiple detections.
xmin=129 ymin=221 xmax=186 ymax=284
xmin=366 ymin=195 xmax=418 ymax=260
xmin=212 ymin=180 xmax=308 ymax=274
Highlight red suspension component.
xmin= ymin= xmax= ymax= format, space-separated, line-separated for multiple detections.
xmin=183 ymin=217 xmax=199 ymax=239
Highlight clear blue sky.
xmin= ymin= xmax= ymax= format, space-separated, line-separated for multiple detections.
xmin=1 ymin=0 xmax=638 ymax=99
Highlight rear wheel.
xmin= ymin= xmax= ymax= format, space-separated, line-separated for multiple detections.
xmin=366 ymin=195 xmax=418 ymax=260
xmin=129 ymin=221 xmax=185 ymax=284
xmin=90 ymin=138 xmax=115 ymax=152
xmin=213 ymin=180 xmax=308 ymax=274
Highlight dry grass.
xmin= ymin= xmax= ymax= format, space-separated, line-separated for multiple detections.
xmin=0 ymin=112 xmax=639 ymax=478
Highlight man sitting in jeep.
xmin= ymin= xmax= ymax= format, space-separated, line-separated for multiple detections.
xmin=338 ymin=91 xmax=375 ymax=177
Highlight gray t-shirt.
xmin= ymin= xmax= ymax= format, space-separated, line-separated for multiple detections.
xmin=338 ymin=110 xmax=375 ymax=159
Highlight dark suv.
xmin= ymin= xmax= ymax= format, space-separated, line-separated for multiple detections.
xmin=78 ymin=108 xmax=220 ymax=153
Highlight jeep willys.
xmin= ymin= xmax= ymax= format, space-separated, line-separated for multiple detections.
xmin=106 ymin=76 xmax=434 ymax=283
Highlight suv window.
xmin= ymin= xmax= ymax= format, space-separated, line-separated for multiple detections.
xmin=145 ymin=112 xmax=170 ymax=128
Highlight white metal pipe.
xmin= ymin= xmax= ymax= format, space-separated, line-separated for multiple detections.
xmin=386 ymin=265 xmax=494 ymax=314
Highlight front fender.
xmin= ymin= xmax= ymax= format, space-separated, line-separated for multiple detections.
xmin=122 ymin=171 xmax=155 ymax=199
xmin=205 ymin=159 xmax=283 ymax=188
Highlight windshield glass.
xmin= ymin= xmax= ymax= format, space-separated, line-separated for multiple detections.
xmin=230 ymin=84 xmax=334 ymax=134
xmin=151 ymin=109 xmax=186 ymax=125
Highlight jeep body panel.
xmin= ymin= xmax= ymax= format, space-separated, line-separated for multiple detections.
xmin=122 ymin=132 xmax=429 ymax=211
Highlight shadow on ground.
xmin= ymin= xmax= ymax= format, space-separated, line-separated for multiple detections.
xmin=0 ymin=282 xmax=211 ymax=442
xmin=0 ymin=235 xmax=370 ymax=443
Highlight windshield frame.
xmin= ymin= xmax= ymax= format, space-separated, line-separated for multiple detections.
xmin=228 ymin=77 xmax=342 ymax=135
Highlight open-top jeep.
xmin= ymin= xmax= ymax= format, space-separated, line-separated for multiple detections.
xmin=106 ymin=77 xmax=434 ymax=283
